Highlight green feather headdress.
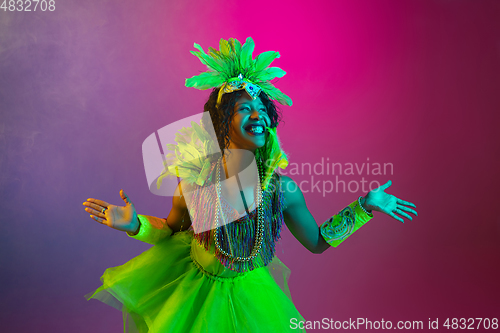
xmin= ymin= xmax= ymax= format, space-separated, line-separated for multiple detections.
xmin=185 ymin=37 xmax=293 ymax=106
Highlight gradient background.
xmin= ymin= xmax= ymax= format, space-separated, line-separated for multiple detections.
xmin=1 ymin=0 xmax=499 ymax=332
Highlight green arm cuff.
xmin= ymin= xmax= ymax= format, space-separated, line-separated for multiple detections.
xmin=320 ymin=199 xmax=374 ymax=247
xmin=126 ymin=214 xmax=173 ymax=245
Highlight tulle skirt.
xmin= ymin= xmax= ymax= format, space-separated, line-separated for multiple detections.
xmin=85 ymin=230 xmax=305 ymax=332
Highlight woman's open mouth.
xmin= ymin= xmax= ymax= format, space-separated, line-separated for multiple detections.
xmin=244 ymin=124 xmax=266 ymax=136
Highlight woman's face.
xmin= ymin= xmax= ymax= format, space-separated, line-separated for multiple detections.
xmin=227 ymin=91 xmax=271 ymax=152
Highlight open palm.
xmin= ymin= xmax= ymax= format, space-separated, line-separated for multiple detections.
xmin=364 ymin=180 xmax=417 ymax=223
xmin=83 ymin=189 xmax=139 ymax=233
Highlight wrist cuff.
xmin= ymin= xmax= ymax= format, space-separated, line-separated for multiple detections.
xmin=320 ymin=199 xmax=374 ymax=247
xmin=127 ymin=215 xmax=173 ymax=245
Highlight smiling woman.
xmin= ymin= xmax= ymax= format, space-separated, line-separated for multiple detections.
xmin=83 ymin=37 xmax=417 ymax=332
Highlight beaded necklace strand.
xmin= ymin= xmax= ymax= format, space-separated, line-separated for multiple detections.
xmin=214 ymin=157 xmax=264 ymax=262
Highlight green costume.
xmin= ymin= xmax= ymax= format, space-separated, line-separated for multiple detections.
xmin=85 ymin=37 xmax=374 ymax=332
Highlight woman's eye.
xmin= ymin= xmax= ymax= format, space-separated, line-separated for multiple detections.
xmin=238 ymin=107 xmax=267 ymax=113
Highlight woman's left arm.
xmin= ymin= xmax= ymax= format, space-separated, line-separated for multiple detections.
xmin=280 ymin=176 xmax=418 ymax=254
xmin=281 ymin=175 xmax=331 ymax=254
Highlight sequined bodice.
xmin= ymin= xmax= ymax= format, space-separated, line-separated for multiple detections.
xmin=188 ymin=163 xmax=286 ymax=273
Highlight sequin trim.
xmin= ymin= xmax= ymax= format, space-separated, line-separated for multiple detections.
xmin=189 ymin=246 xmax=249 ymax=282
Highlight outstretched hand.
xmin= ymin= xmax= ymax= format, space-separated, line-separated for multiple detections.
xmin=363 ymin=180 xmax=417 ymax=223
xmin=82 ymin=189 xmax=139 ymax=233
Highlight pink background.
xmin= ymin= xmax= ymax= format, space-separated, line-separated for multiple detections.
xmin=1 ymin=0 xmax=499 ymax=331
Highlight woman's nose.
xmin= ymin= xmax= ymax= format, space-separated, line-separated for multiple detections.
xmin=250 ymin=109 xmax=261 ymax=119
xmin=250 ymin=109 xmax=270 ymax=125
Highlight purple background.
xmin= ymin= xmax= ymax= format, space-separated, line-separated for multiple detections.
xmin=1 ymin=0 xmax=499 ymax=332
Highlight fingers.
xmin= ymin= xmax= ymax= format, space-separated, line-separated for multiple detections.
xmin=89 ymin=214 xmax=108 ymax=226
xmin=120 ymin=189 xmax=132 ymax=205
xmin=83 ymin=199 xmax=109 ymax=226
xmin=85 ymin=198 xmax=110 ymax=208
xmin=397 ymin=204 xmax=418 ymax=217
xmin=83 ymin=202 xmax=108 ymax=215
xmin=380 ymin=180 xmax=392 ymax=191
xmin=396 ymin=198 xmax=416 ymax=208
xmin=84 ymin=205 xmax=106 ymax=219
xmin=373 ymin=180 xmax=392 ymax=192
xmin=395 ymin=208 xmax=412 ymax=221
xmin=389 ymin=211 xmax=404 ymax=223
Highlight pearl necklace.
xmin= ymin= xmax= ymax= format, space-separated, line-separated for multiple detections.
xmin=214 ymin=157 xmax=264 ymax=262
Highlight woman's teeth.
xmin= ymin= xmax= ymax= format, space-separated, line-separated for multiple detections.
xmin=246 ymin=126 xmax=264 ymax=134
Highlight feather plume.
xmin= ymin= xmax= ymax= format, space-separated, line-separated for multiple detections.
xmin=229 ymin=38 xmax=242 ymax=57
xmin=219 ymin=39 xmax=231 ymax=57
xmin=258 ymin=81 xmax=293 ymax=106
xmin=253 ymin=51 xmax=281 ymax=73
xmin=208 ymin=47 xmax=220 ymax=58
xmin=257 ymin=67 xmax=286 ymax=81
xmin=185 ymin=71 xmax=224 ymax=90
xmin=239 ymin=37 xmax=255 ymax=72
xmin=156 ymin=121 xmax=216 ymax=188
xmin=192 ymin=44 xmax=224 ymax=72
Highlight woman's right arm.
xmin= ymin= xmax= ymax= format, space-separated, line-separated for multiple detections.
xmin=83 ymin=182 xmax=192 ymax=245
xmin=164 ymin=179 xmax=192 ymax=233
xmin=127 ymin=180 xmax=192 ymax=244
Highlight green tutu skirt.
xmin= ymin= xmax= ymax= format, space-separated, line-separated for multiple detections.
xmin=85 ymin=230 xmax=305 ymax=332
